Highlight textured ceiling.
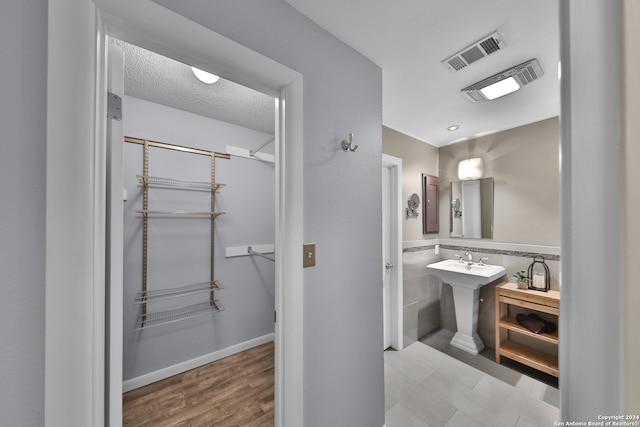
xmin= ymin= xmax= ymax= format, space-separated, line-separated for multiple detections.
xmin=111 ymin=38 xmax=275 ymax=135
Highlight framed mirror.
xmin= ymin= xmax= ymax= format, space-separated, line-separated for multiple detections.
xmin=450 ymin=177 xmax=494 ymax=239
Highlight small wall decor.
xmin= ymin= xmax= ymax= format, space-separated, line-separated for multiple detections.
xmin=527 ymin=256 xmax=551 ymax=292
xmin=406 ymin=193 xmax=420 ymax=218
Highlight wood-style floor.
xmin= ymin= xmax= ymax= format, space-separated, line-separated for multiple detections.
xmin=123 ymin=341 xmax=274 ymax=427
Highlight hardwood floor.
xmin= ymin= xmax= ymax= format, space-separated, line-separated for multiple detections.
xmin=123 ymin=341 xmax=274 ymax=427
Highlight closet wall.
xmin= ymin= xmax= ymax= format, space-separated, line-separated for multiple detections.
xmin=122 ymin=96 xmax=275 ymax=382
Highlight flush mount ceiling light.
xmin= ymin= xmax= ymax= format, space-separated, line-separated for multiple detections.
xmin=191 ymin=67 xmax=219 ymax=84
xmin=461 ymin=59 xmax=543 ymax=103
xmin=458 ymin=158 xmax=484 ymax=180
xmin=447 ymin=125 xmax=460 ymax=131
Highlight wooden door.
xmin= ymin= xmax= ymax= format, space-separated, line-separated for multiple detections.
xmin=422 ymin=174 xmax=439 ymax=234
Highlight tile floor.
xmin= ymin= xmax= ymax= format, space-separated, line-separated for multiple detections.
xmin=384 ymin=330 xmax=560 ymax=427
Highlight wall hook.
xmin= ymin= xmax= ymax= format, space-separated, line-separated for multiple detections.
xmin=341 ymin=133 xmax=358 ymax=152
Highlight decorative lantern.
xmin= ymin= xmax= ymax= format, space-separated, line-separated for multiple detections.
xmin=527 ymin=256 xmax=550 ymax=292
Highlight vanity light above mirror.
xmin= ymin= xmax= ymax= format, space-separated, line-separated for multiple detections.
xmin=458 ymin=157 xmax=484 ymax=180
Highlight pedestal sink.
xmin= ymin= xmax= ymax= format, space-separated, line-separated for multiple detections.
xmin=426 ymin=259 xmax=506 ymax=355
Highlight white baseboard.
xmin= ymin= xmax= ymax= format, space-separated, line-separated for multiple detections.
xmin=122 ymin=333 xmax=275 ymax=392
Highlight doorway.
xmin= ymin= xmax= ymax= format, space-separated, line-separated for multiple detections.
xmin=381 ymin=154 xmax=403 ymax=351
xmin=113 ymin=38 xmax=278 ymax=424
xmin=46 ymin=1 xmax=304 ymax=426
xmin=108 ymin=38 xmax=285 ymax=426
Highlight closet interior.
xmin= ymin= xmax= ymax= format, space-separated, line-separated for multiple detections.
xmin=114 ymin=36 xmax=277 ymax=425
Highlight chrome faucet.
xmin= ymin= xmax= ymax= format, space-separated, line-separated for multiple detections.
xmin=464 ymin=252 xmax=474 ymax=270
xmin=465 ymin=251 xmax=473 ymax=262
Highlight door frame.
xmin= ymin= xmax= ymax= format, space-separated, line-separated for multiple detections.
xmin=46 ymin=1 xmax=304 ymax=426
xmin=382 ymin=154 xmax=403 ymax=351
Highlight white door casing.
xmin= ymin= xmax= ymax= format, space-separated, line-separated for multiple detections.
xmin=382 ymin=154 xmax=403 ymax=351
xmin=46 ymin=1 xmax=303 ymax=426
xmin=382 ymin=165 xmax=392 ymax=349
xmin=106 ymin=42 xmax=124 ymax=426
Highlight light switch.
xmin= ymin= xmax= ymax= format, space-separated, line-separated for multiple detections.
xmin=303 ymin=243 xmax=316 ymax=268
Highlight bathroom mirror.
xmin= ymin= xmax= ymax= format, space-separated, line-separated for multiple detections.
xmin=450 ymin=177 xmax=494 ymax=239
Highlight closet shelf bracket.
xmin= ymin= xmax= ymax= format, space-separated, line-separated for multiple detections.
xmin=248 ymin=246 xmax=275 ymax=262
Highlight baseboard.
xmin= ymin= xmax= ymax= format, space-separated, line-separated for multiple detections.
xmin=122 ymin=333 xmax=275 ymax=392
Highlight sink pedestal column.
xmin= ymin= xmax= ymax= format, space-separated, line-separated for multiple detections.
xmin=450 ymin=286 xmax=485 ymax=355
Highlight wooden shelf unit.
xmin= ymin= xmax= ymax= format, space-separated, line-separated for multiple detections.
xmin=495 ymin=282 xmax=560 ymax=377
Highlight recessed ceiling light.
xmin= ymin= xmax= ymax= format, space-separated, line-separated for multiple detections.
xmin=191 ymin=67 xmax=219 ymax=84
xmin=447 ymin=125 xmax=460 ymax=131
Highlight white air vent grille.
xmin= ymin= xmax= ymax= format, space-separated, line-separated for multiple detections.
xmin=461 ymin=59 xmax=544 ymax=103
xmin=443 ymin=31 xmax=505 ymax=72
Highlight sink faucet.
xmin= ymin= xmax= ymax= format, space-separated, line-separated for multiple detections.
xmin=465 ymin=251 xmax=473 ymax=262
xmin=463 ymin=252 xmax=474 ymax=270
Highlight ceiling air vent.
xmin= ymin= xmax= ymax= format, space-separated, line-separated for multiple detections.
xmin=461 ymin=59 xmax=544 ymax=103
xmin=442 ymin=31 xmax=505 ymax=72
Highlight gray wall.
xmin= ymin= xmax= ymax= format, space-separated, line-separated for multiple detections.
xmin=622 ymin=0 xmax=640 ymax=410
xmin=402 ymin=248 xmax=441 ymax=346
xmin=122 ymin=97 xmax=276 ymax=380
xmin=0 ymin=1 xmax=47 ymax=426
xmin=150 ymin=1 xmax=385 ymax=426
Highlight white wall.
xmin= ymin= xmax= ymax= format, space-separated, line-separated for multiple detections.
xmin=122 ymin=97 xmax=276 ymax=381
xmin=0 ymin=1 xmax=47 ymax=426
xmin=150 ymin=2 xmax=385 ymax=425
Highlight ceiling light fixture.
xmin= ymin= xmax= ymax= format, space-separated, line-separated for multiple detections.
xmin=447 ymin=125 xmax=460 ymax=131
xmin=191 ymin=67 xmax=219 ymax=84
xmin=461 ymin=59 xmax=543 ymax=103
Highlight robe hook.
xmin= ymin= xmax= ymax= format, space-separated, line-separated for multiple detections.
xmin=341 ymin=133 xmax=358 ymax=152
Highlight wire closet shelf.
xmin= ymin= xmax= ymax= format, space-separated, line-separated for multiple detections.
xmin=126 ymin=136 xmax=230 ymax=329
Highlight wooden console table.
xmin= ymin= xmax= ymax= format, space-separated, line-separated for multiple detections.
xmin=495 ymin=282 xmax=560 ymax=377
